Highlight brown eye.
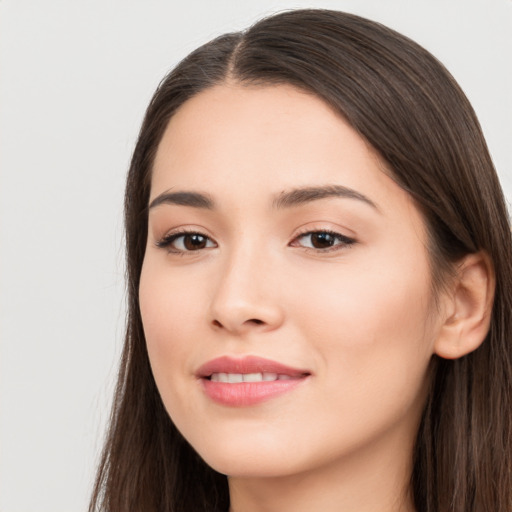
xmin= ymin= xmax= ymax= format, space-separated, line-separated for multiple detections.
xmin=157 ymin=232 xmax=216 ymax=252
xmin=293 ymin=231 xmax=356 ymax=251
xmin=182 ymin=234 xmax=208 ymax=250
xmin=310 ymin=232 xmax=337 ymax=249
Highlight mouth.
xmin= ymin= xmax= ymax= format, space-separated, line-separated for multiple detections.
xmin=208 ymin=372 xmax=301 ymax=383
xmin=197 ymin=355 xmax=311 ymax=407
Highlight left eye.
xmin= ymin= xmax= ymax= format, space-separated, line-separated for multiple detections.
xmin=157 ymin=232 xmax=216 ymax=252
xmin=292 ymin=231 xmax=355 ymax=251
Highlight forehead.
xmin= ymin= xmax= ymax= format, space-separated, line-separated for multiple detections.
xmin=154 ymin=83 xmax=347 ymax=179
xmin=151 ymin=83 xmax=417 ymax=222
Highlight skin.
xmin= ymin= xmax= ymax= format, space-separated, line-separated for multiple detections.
xmin=139 ymin=83 xmax=453 ymax=512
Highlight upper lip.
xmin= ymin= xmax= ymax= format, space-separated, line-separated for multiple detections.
xmin=196 ymin=355 xmax=310 ymax=378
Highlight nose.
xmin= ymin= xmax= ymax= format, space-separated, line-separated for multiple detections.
xmin=208 ymin=247 xmax=285 ymax=335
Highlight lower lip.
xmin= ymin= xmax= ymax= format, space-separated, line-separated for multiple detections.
xmin=201 ymin=378 xmax=307 ymax=406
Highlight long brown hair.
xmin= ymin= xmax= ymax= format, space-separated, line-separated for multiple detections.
xmin=90 ymin=9 xmax=512 ymax=512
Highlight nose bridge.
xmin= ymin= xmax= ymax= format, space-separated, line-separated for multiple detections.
xmin=209 ymin=237 xmax=283 ymax=333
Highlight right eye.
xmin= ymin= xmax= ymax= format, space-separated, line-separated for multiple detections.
xmin=156 ymin=231 xmax=217 ymax=253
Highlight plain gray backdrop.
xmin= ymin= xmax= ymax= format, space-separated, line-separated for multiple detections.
xmin=1 ymin=0 xmax=511 ymax=510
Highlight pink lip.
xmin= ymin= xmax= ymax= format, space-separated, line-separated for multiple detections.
xmin=197 ymin=356 xmax=310 ymax=407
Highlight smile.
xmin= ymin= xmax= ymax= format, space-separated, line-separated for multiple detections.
xmin=197 ymin=356 xmax=310 ymax=406
xmin=209 ymin=372 xmax=296 ymax=382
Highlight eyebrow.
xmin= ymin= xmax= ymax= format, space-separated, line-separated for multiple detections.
xmin=149 ymin=191 xmax=214 ymax=210
xmin=148 ymin=184 xmax=378 ymax=211
xmin=273 ymin=185 xmax=378 ymax=210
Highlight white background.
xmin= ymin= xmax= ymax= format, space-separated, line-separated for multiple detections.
xmin=0 ymin=1 xmax=510 ymax=510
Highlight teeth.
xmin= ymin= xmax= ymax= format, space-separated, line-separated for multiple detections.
xmin=210 ymin=372 xmax=281 ymax=382
xmin=244 ymin=372 xmax=263 ymax=382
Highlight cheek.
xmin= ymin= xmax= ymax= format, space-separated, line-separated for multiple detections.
xmin=140 ymin=253 xmax=206 ymax=331
xmin=313 ymin=272 xmax=433 ymax=349
xmin=139 ymin=260 xmax=204 ymax=394
xmin=292 ymin=255 xmax=436 ymax=416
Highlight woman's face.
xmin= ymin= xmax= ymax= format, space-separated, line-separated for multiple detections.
xmin=139 ymin=83 xmax=445 ymax=478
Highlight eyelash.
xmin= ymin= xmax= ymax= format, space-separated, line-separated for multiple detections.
xmin=156 ymin=229 xmax=356 ymax=254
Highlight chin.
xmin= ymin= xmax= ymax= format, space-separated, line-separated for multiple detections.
xmin=185 ymin=427 xmax=310 ymax=478
xmin=202 ymin=451 xmax=301 ymax=478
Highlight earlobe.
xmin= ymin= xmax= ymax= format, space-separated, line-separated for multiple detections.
xmin=434 ymin=252 xmax=495 ymax=360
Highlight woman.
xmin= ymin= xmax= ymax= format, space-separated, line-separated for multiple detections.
xmin=90 ymin=9 xmax=512 ymax=512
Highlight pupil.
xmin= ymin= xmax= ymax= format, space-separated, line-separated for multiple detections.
xmin=184 ymin=234 xmax=206 ymax=250
xmin=311 ymin=232 xmax=334 ymax=249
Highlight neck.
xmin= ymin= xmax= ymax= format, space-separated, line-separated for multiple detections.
xmin=228 ymin=427 xmax=416 ymax=512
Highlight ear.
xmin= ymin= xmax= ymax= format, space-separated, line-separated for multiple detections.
xmin=434 ymin=252 xmax=495 ymax=360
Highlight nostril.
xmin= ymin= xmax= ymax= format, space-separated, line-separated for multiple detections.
xmin=211 ymin=318 xmax=266 ymax=331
